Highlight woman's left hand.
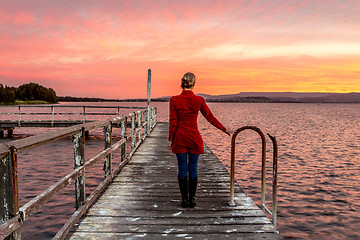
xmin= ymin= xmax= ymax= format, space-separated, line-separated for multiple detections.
xmin=168 ymin=141 xmax=172 ymax=150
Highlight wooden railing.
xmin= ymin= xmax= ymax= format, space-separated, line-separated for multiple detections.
xmin=0 ymin=107 xmax=157 ymax=240
xmin=0 ymin=105 xmax=148 ymax=127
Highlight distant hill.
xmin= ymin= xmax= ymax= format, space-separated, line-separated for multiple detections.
xmin=58 ymin=92 xmax=360 ymax=103
xmin=153 ymin=92 xmax=360 ymax=103
xmin=58 ymin=96 xmax=120 ymax=102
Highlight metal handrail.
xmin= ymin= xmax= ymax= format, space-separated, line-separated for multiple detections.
xmin=228 ymin=126 xmax=278 ymax=227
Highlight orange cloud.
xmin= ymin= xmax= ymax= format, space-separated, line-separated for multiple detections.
xmin=0 ymin=0 xmax=359 ymax=98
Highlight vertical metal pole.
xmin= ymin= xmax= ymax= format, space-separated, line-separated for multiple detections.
xmin=104 ymin=123 xmax=112 ymax=177
xmin=147 ymin=69 xmax=151 ymax=135
xmin=229 ymin=133 xmax=237 ymax=207
xmin=268 ymin=133 xmax=278 ymax=227
xmin=260 ymin=135 xmax=266 ymax=211
xmin=73 ymin=129 xmax=85 ymax=209
xmin=120 ymin=117 xmax=127 ymax=161
xmin=0 ymin=148 xmax=21 ymax=239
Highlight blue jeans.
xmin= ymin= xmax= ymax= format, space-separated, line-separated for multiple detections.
xmin=176 ymin=152 xmax=199 ymax=180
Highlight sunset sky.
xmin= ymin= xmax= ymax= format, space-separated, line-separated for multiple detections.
xmin=0 ymin=0 xmax=359 ymax=99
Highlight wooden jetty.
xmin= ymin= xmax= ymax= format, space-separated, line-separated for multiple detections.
xmin=1 ymin=70 xmax=281 ymax=239
xmin=0 ymin=106 xmax=157 ymax=240
xmin=0 ymin=105 xmax=147 ymax=138
xmin=66 ymin=122 xmax=282 ymax=240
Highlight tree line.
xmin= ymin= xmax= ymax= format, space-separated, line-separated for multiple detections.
xmin=0 ymin=82 xmax=58 ymax=104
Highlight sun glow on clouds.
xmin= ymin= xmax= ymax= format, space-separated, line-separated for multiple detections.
xmin=200 ymin=42 xmax=360 ymax=61
xmin=0 ymin=0 xmax=359 ymax=98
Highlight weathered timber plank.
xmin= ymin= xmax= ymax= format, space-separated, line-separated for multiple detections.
xmin=99 ymin=188 xmax=234 ymax=196
xmin=88 ymin=201 xmax=259 ymax=211
xmin=112 ymin=176 xmax=231 ymax=182
xmin=71 ymin=223 xmax=277 ymax=234
xmin=85 ymin=209 xmax=268 ymax=218
xmin=67 ymin=232 xmax=283 ymax=240
xmin=66 ymin=122 xmax=281 ymax=239
xmin=72 ymin=215 xmax=272 ymax=225
xmin=86 ymin=194 xmax=252 ymax=203
xmin=108 ymin=181 xmax=232 ymax=188
xmin=84 ymin=209 xmax=265 ymax=219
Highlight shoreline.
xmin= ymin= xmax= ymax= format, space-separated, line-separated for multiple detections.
xmin=0 ymin=100 xmax=57 ymax=105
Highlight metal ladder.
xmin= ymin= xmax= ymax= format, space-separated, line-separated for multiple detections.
xmin=228 ymin=126 xmax=278 ymax=227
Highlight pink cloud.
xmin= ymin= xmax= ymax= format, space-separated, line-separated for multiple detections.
xmin=0 ymin=0 xmax=359 ymax=98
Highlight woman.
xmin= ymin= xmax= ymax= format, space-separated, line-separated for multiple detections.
xmin=168 ymin=72 xmax=230 ymax=208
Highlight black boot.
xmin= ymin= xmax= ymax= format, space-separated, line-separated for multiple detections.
xmin=189 ymin=177 xmax=198 ymax=208
xmin=178 ymin=177 xmax=188 ymax=208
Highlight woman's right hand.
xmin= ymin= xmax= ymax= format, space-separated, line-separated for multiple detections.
xmin=225 ymin=127 xmax=235 ymax=135
xmin=225 ymin=128 xmax=236 ymax=136
xmin=168 ymin=141 xmax=172 ymax=150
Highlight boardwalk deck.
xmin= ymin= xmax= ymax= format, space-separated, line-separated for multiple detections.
xmin=66 ymin=122 xmax=282 ymax=239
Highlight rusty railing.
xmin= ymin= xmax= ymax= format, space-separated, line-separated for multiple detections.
xmin=228 ymin=126 xmax=278 ymax=227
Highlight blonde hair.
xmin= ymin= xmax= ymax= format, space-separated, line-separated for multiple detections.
xmin=181 ymin=72 xmax=196 ymax=89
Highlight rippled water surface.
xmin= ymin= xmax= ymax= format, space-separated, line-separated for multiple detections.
xmin=195 ymin=103 xmax=360 ymax=240
xmin=1 ymin=102 xmax=359 ymax=239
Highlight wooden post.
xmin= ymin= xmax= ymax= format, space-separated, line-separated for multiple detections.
xmin=154 ymin=108 xmax=157 ymax=128
xmin=131 ymin=113 xmax=135 ymax=150
xmin=103 ymin=123 xmax=112 ymax=177
xmin=0 ymin=148 xmax=21 ymax=240
xmin=147 ymin=69 xmax=151 ymax=135
xmin=143 ymin=110 xmax=147 ymax=136
xmin=51 ymin=106 xmax=54 ymax=127
xmin=18 ymin=106 xmax=21 ymax=127
xmin=120 ymin=117 xmax=127 ymax=162
xmin=82 ymin=106 xmax=86 ymax=123
xmin=73 ymin=129 xmax=85 ymax=209
xmin=151 ymin=107 xmax=156 ymax=129
xmin=84 ymin=131 xmax=89 ymax=139
xmin=137 ymin=111 xmax=142 ymax=142
xmin=7 ymin=129 xmax=13 ymax=138
xmin=117 ymin=107 xmax=121 ymax=128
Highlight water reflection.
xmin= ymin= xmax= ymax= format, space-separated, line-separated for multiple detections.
xmin=1 ymin=102 xmax=359 ymax=239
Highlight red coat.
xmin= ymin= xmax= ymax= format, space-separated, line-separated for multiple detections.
xmin=168 ymin=90 xmax=227 ymax=154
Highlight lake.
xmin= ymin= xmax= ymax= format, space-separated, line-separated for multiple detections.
xmin=1 ymin=102 xmax=359 ymax=239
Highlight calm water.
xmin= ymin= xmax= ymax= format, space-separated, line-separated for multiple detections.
xmin=1 ymin=102 xmax=359 ymax=239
